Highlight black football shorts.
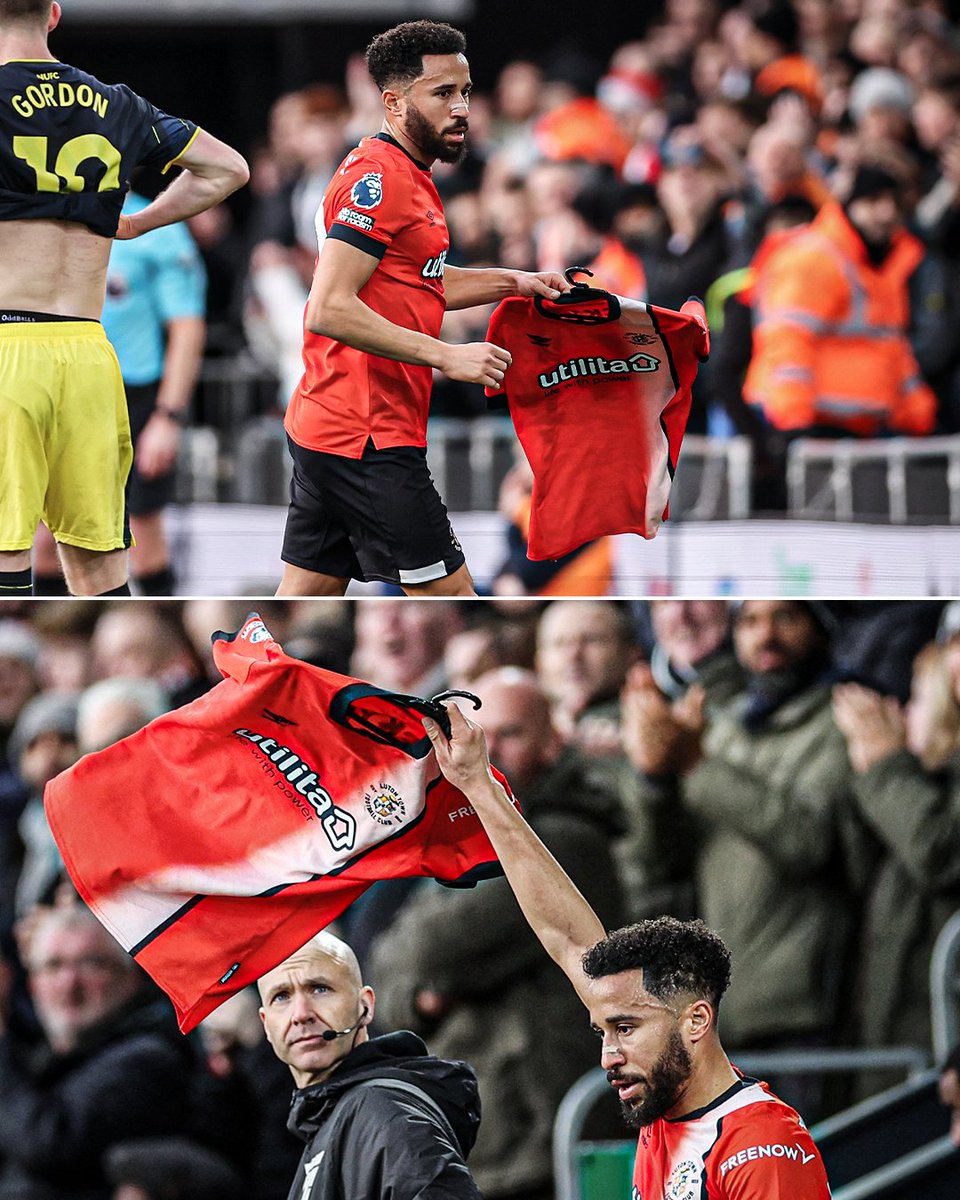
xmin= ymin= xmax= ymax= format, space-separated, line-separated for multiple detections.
xmin=125 ymin=381 xmax=176 ymax=518
xmin=281 ymin=436 xmax=465 ymax=586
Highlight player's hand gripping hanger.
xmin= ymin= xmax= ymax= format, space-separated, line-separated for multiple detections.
xmin=533 ymin=266 xmax=621 ymax=324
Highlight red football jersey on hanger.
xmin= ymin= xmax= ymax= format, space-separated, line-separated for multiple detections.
xmin=486 ymin=294 xmax=709 ymax=560
xmin=45 ymin=614 xmax=515 ymax=1032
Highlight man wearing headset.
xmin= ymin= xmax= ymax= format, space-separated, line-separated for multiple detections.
xmin=258 ymin=930 xmax=482 ymax=1200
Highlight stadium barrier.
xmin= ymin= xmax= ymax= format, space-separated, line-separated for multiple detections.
xmin=787 ymin=436 xmax=960 ymax=524
xmin=175 ymin=402 xmax=755 ymax=519
xmin=829 ymin=1136 xmax=960 ymax=1199
xmin=811 ymin=1069 xmax=948 ymax=1188
xmin=552 ymin=1049 xmax=932 ymax=1200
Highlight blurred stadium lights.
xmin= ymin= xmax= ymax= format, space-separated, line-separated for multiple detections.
xmin=64 ymin=0 xmax=474 ymax=22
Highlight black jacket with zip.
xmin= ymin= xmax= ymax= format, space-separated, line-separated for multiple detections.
xmin=285 ymin=1031 xmax=482 ymax=1200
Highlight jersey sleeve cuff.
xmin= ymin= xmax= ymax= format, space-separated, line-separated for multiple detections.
xmin=327 ymin=223 xmax=388 ymax=260
xmin=161 ymin=126 xmax=201 ymax=174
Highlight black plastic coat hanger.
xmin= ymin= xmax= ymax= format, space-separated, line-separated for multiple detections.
xmin=533 ymin=266 xmax=621 ymax=324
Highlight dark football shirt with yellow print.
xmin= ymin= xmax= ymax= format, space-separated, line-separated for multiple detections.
xmin=0 ymin=61 xmax=198 ymax=237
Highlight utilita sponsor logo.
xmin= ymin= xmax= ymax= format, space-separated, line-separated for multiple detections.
xmin=233 ymin=729 xmax=356 ymax=850
xmin=421 ymin=249 xmax=447 ymax=279
xmin=719 ymin=1144 xmax=817 ymax=1177
xmin=538 ymin=352 xmax=660 ymax=389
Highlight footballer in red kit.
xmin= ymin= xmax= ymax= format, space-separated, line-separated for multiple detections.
xmin=422 ymin=703 xmax=834 ymax=1200
xmin=278 ymin=20 xmax=570 ymax=598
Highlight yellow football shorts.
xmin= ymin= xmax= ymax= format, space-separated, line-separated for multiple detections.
xmin=0 ymin=320 xmax=133 ymax=552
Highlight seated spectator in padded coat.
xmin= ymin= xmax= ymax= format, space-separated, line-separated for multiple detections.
xmin=0 ymin=906 xmax=192 ymax=1200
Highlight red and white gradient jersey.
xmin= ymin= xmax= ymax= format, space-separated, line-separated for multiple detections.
xmin=45 ymin=615 xmax=514 ymax=1033
xmin=285 ymin=133 xmax=449 ymax=457
xmin=486 ymin=295 xmax=708 ymax=561
xmin=633 ymin=1075 xmax=831 ymax=1199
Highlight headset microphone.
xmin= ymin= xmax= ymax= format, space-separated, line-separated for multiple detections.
xmin=320 ymin=1005 xmax=369 ymax=1041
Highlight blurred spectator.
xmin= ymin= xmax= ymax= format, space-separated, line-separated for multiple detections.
xmin=847 ymin=67 xmax=915 ymax=153
xmin=283 ymin=605 xmax=355 ymax=676
xmin=442 ymin=604 xmax=541 ymax=690
xmin=90 ymin=606 xmax=209 ymax=707
xmin=705 ymin=193 xmax=818 ymax=505
xmin=533 ymin=47 xmax=631 ymax=173
xmin=180 ymin=600 xmax=296 ymax=681
xmin=940 ymin=1043 xmax=960 ymax=1149
xmin=350 ymin=601 xmax=464 ymax=695
xmin=29 ymin=603 xmax=101 ymax=695
xmin=0 ymin=623 xmax=39 ymax=913
xmin=535 ymin=600 xmax=639 ymax=747
xmin=370 ymin=668 xmax=623 ymax=1200
xmin=245 ymin=86 xmax=350 ymax=407
xmin=746 ymin=1 xmax=823 ymax=114
xmin=617 ymin=600 xmax=867 ymax=1119
xmin=195 ymin=990 xmax=301 ymax=1200
xmin=0 ymin=623 xmax=40 ymax=757
xmin=488 ymin=60 xmax=543 ymax=179
xmin=104 ymin=1138 xmax=242 ymax=1200
xmin=76 ymin=678 xmax=169 ymax=758
xmin=833 ymin=646 xmax=960 ymax=1094
xmin=8 ymin=694 xmax=78 ymax=921
xmin=0 ymin=906 xmax=191 ymax=1200
xmin=646 ymin=599 xmax=742 ymax=703
xmin=824 ymin=600 xmax=944 ymax=702
xmin=646 ymin=125 xmax=734 ymax=313
xmin=743 ymin=164 xmax=939 ymax=438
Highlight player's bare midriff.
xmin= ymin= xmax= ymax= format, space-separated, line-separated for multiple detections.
xmin=0 ymin=217 xmax=111 ymax=319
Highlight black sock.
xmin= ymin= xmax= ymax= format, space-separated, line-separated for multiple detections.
xmin=97 ymin=582 xmax=132 ymax=597
xmin=134 ymin=565 xmax=176 ymax=596
xmin=31 ymin=571 xmax=70 ymax=597
xmin=0 ymin=568 xmax=33 ymax=595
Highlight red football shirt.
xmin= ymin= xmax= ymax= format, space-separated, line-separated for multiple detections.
xmin=486 ymin=295 xmax=708 ymax=560
xmin=285 ymin=133 xmax=450 ymax=457
xmin=633 ymin=1075 xmax=831 ymax=1199
xmin=45 ymin=615 xmax=515 ymax=1032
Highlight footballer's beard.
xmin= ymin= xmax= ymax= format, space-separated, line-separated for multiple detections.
xmin=402 ymin=102 xmax=469 ymax=164
xmin=612 ymin=1026 xmax=693 ymax=1128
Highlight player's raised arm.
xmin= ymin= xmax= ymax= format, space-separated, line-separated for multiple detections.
xmin=117 ymin=130 xmax=249 ymax=240
xmin=422 ymin=702 xmax=604 ymax=1006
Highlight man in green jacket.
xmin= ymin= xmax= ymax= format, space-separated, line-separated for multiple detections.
xmin=618 ymin=600 xmax=868 ymax=1117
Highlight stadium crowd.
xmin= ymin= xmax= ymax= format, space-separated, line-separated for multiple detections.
xmin=187 ymin=0 xmax=960 ymax=514
xmin=0 ymin=596 xmax=958 ymax=1197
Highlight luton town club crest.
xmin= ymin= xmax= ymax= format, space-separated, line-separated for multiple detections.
xmin=364 ymin=782 xmax=406 ymax=826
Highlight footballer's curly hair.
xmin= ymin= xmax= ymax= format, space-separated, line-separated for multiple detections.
xmin=582 ymin=917 xmax=732 ymax=1011
xmin=365 ymin=21 xmax=467 ymax=92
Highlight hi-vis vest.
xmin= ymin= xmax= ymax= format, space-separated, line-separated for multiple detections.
xmin=45 ymin=614 xmax=515 ymax=1032
xmin=743 ymin=203 xmax=936 ymax=436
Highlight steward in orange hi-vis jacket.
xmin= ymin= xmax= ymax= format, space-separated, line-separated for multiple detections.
xmin=743 ymin=168 xmax=937 ymax=437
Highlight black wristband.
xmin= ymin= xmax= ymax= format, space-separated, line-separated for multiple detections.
xmin=155 ymin=406 xmax=188 ymax=426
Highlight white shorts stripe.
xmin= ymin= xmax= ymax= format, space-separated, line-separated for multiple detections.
xmin=398 ymin=559 xmax=448 ymax=585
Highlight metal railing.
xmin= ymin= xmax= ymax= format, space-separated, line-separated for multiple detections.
xmin=787 ymin=436 xmax=960 ymax=523
xmin=830 ymin=1137 xmax=960 ymax=1199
